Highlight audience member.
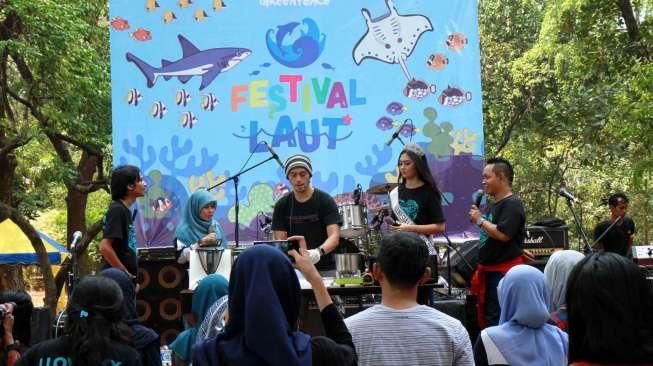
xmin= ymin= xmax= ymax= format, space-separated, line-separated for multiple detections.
xmin=1 ymin=291 xmax=33 ymax=366
xmin=567 ymin=252 xmax=653 ymax=365
xmin=474 ymin=265 xmax=568 ymax=366
xmin=543 ymin=250 xmax=585 ymax=331
xmin=101 ymin=268 xmax=161 ymax=366
xmin=17 ymin=275 xmax=141 ymax=366
xmin=192 ymin=240 xmax=357 ymax=366
xmin=345 ymin=232 xmax=473 ymax=366
xmin=170 ymin=274 xmax=228 ymax=365
xmin=194 ymin=294 xmax=229 ymax=344
xmin=175 ymin=189 xmax=226 ymax=265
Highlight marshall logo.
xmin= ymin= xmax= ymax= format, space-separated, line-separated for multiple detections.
xmin=523 ymin=225 xmax=569 ymax=256
xmin=524 ymin=236 xmax=544 ymax=245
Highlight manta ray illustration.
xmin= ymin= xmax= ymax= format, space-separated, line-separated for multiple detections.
xmin=126 ymin=35 xmax=251 ymax=90
xmin=352 ymin=0 xmax=432 ymax=81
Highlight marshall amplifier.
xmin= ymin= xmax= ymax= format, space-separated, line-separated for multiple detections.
xmin=523 ymin=225 xmax=569 ymax=258
xmin=632 ymin=245 xmax=653 ymax=266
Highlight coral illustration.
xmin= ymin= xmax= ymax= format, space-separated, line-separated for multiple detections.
xmin=449 ymin=128 xmax=478 ymax=155
xmin=227 ymin=183 xmax=275 ymax=224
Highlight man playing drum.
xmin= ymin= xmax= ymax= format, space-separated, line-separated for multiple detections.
xmin=272 ymin=154 xmax=342 ymax=271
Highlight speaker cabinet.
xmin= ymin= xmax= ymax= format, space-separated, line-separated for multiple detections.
xmin=137 ymin=256 xmax=187 ymax=345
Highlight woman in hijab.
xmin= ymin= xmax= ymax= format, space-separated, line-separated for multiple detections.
xmin=473 ymin=265 xmax=568 ymax=366
xmin=192 ymin=240 xmax=357 ymax=366
xmin=543 ymin=250 xmax=585 ymax=331
xmin=175 ymin=189 xmax=226 ymax=265
xmin=101 ymin=268 xmax=161 ymax=366
xmin=170 ymin=274 xmax=228 ymax=365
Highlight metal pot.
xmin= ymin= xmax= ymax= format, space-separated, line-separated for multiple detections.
xmin=334 ymin=253 xmax=361 ymax=278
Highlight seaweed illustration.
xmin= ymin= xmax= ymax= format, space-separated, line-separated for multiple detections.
xmin=120 ymin=135 xmax=157 ymax=171
xmin=449 ymin=128 xmax=479 ymax=155
xmin=160 ymin=136 xmax=219 ymax=176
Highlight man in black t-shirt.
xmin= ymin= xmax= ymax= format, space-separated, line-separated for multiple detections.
xmin=593 ymin=192 xmax=636 ymax=257
xmin=468 ymin=157 xmax=525 ymax=328
xmin=99 ymin=165 xmax=146 ymax=279
xmin=272 ymin=154 xmax=342 ymax=271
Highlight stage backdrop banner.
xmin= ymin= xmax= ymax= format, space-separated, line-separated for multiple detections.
xmin=109 ymin=0 xmax=484 ymax=247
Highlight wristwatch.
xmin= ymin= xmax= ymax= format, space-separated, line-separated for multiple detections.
xmin=318 ymin=245 xmax=327 ymax=256
xmin=476 ymin=218 xmax=485 ymax=227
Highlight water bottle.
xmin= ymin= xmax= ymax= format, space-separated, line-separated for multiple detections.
xmin=160 ymin=345 xmax=172 ymax=366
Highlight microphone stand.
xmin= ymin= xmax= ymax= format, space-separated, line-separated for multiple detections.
xmin=589 ymin=216 xmax=623 ymax=251
xmin=439 ymin=232 xmax=475 ymax=297
xmin=208 ymin=155 xmax=278 ymax=247
xmin=562 ymin=198 xmax=592 ymax=253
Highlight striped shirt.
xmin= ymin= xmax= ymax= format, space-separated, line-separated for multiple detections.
xmin=345 ymin=304 xmax=474 ymax=366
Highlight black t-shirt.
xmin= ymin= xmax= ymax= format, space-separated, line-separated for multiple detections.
xmin=478 ymin=195 xmax=525 ymax=265
xmin=16 ymin=336 xmax=142 ymax=366
xmin=272 ymin=189 xmax=342 ymax=271
xmin=593 ymin=217 xmax=636 ymax=257
xmin=102 ymin=200 xmax=139 ymax=275
xmin=394 ymin=184 xmax=445 ymax=225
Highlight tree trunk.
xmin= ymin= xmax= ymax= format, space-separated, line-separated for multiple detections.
xmin=0 ymin=203 xmax=57 ymax=319
xmin=615 ymin=0 xmax=650 ymax=58
xmin=0 ymin=265 xmax=24 ymax=291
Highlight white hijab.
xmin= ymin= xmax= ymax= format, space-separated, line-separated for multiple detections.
xmin=543 ymin=250 xmax=585 ymax=312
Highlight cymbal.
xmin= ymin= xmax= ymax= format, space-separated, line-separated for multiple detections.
xmin=366 ymin=182 xmax=398 ymax=195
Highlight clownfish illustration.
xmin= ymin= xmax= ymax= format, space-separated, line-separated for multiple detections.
xmin=163 ymin=11 xmax=177 ymax=24
xmin=125 ymin=88 xmax=142 ymax=106
xmin=131 ymin=27 xmax=152 ymax=42
xmin=180 ymin=111 xmax=198 ymax=128
xmin=150 ymin=101 xmax=168 ymax=119
xmin=110 ymin=17 xmax=129 ymax=31
xmin=201 ymin=93 xmax=219 ymax=111
xmin=446 ymin=33 xmax=468 ymax=52
xmin=213 ymin=0 xmax=226 ymax=11
xmin=175 ymin=89 xmax=191 ymax=106
xmin=145 ymin=0 xmax=159 ymax=12
xmin=426 ymin=53 xmax=449 ymax=71
xmin=194 ymin=9 xmax=208 ymax=22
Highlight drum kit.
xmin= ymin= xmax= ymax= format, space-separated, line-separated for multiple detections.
xmin=335 ymin=182 xmax=397 ymax=276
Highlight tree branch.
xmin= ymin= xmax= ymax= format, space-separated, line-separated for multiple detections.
xmin=0 ymin=135 xmax=31 ymax=158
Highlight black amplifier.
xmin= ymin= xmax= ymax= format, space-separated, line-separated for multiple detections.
xmin=138 ymin=246 xmax=177 ymax=262
xmin=632 ymin=245 xmax=653 ymax=266
xmin=523 ymin=226 xmax=569 ymax=257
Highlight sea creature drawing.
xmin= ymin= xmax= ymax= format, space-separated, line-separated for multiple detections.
xmin=403 ymin=79 xmax=435 ymax=100
xmin=146 ymin=0 xmax=159 ymax=12
xmin=163 ymin=11 xmax=177 ymax=24
xmin=352 ymin=0 xmax=432 ymax=81
xmin=321 ymin=62 xmax=336 ymax=71
xmin=249 ymin=70 xmax=260 ymax=76
xmin=126 ymin=34 xmax=251 ymax=90
xmin=175 ymin=89 xmax=191 ymax=106
xmin=446 ymin=33 xmax=468 ymax=52
xmin=386 ymin=101 xmax=406 ymax=116
xmin=150 ymin=101 xmax=168 ymax=119
xmin=259 ymin=62 xmax=271 ymax=67
xmin=266 ymin=18 xmax=326 ymax=68
xmin=438 ymin=86 xmax=472 ymax=107
xmin=426 ymin=53 xmax=448 ymax=71
xmin=131 ymin=28 xmax=152 ymax=42
xmin=376 ymin=116 xmax=393 ymax=131
xmin=201 ymin=93 xmax=219 ymax=111
xmin=110 ymin=17 xmax=129 ymax=31
xmin=194 ymin=9 xmax=208 ymax=22
xmin=179 ymin=0 xmax=192 ymax=9
xmin=125 ymin=88 xmax=142 ymax=106
xmin=213 ymin=0 xmax=226 ymax=11
xmin=180 ymin=111 xmax=198 ymax=128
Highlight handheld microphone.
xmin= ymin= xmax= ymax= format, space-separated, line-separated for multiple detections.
xmin=559 ymin=187 xmax=580 ymax=204
xmin=263 ymin=141 xmax=284 ymax=169
xmin=386 ymin=119 xmax=410 ymax=146
xmin=474 ymin=189 xmax=484 ymax=208
xmin=70 ymin=231 xmax=83 ymax=250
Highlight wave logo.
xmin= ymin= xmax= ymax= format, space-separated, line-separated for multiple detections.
xmin=265 ymin=18 xmax=325 ymax=68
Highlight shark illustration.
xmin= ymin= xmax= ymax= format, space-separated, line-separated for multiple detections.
xmin=352 ymin=0 xmax=432 ymax=80
xmin=126 ymin=35 xmax=251 ymax=90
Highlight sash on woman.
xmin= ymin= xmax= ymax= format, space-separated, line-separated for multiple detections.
xmin=389 ymin=187 xmax=438 ymax=255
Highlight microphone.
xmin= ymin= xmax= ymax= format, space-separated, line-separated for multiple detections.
xmin=559 ymin=187 xmax=580 ymax=204
xmin=70 ymin=231 xmax=83 ymax=250
xmin=386 ymin=119 xmax=410 ymax=146
xmin=263 ymin=141 xmax=284 ymax=169
xmin=474 ymin=189 xmax=484 ymax=208
xmin=353 ymin=184 xmax=362 ymax=205
xmin=258 ymin=212 xmax=272 ymax=228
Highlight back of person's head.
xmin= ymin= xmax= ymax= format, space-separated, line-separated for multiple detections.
xmin=543 ymin=250 xmax=585 ymax=312
xmin=65 ymin=275 xmax=131 ymax=365
xmin=192 ymin=274 xmax=228 ymax=326
xmin=110 ymin=165 xmax=141 ymax=200
xmin=376 ymin=232 xmax=429 ymax=290
xmin=486 ymin=157 xmax=514 ymax=185
xmin=567 ymin=252 xmax=653 ymax=363
xmin=219 ymin=245 xmax=310 ymax=365
xmin=0 ymin=290 xmax=33 ymax=346
xmin=607 ymin=192 xmax=629 ymax=206
xmin=497 ymin=265 xmax=550 ymax=327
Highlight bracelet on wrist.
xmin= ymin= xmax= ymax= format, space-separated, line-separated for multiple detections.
xmin=5 ymin=341 xmax=20 ymax=353
xmin=476 ymin=218 xmax=485 ymax=227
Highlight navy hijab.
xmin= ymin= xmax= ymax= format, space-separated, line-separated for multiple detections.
xmin=193 ymin=245 xmax=312 ymax=366
xmin=100 ymin=268 xmax=159 ymax=350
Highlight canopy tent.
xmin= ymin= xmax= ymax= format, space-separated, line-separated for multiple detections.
xmin=0 ymin=219 xmax=68 ymax=265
